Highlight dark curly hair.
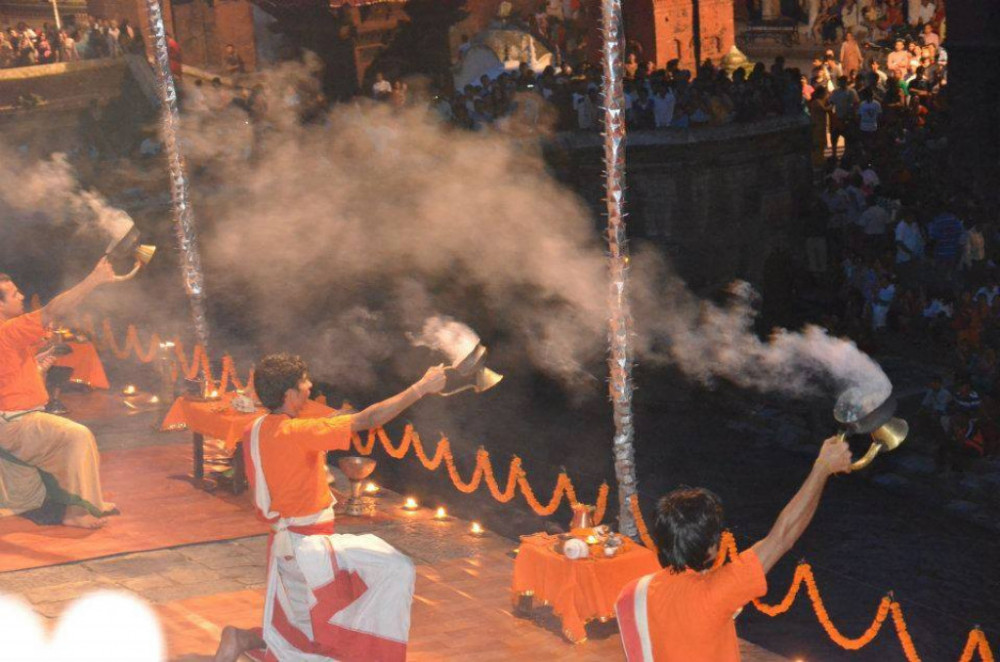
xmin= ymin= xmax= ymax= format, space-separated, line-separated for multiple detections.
xmin=652 ymin=487 xmax=724 ymax=572
xmin=254 ymin=353 xmax=308 ymax=411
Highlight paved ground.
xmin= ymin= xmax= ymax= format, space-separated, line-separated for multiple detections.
xmin=1 ymin=476 xmax=788 ymax=661
xmin=0 ymin=390 xmax=787 ymax=661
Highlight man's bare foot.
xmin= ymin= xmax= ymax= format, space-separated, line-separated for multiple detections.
xmin=214 ymin=625 xmax=264 ymax=662
xmin=62 ymin=513 xmax=106 ymax=529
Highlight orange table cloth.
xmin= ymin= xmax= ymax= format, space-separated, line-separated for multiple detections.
xmin=512 ymin=533 xmax=660 ymax=642
xmin=54 ymin=341 xmax=110 ymax=389
xmin=161 ymin=393 xmax=335 ymax=451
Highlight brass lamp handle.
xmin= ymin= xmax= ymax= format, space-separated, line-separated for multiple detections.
xmin=850 ymin=441 xmax=885 ymax=471
xmin=835 ymin=431 xmax=885 ymax=472
xmin=113 ymin=260 xmax=143 ymax=282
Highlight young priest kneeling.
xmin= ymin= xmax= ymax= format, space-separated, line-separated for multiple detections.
xmin=215 ymin=353 xmax=446 ymax=662
xmin=616 ymin=436 xmax=852 ymax=661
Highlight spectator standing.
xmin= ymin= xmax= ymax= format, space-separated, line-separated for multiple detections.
xmin=167 ymin=33 xmax=182 ymax=81
xmin=894 ymin=210 xmax=925 ymax=270
xmin=886 ymin=39 xmax=909 ymax=79
xmin=839 ymin=32 xmax=863 ymax=80
xmin=223 ymin=43 xmax=245 ymax=77
xmin=808 ymin=86 xmax=831 ymax=168
xmin=857 ymin=87 xmax=881 ymax=151
xmin=928 ymin=207 xmax=965 ymax=272
xmin=652 ymin=84 xmax=676 ymax=128
xmin=829 ymin=76 xmax=859 ymax=162
xmin=106 ymin=21 xmax=121 ymax=57
xmin=921 ymin=23 xmax=940 ymax=47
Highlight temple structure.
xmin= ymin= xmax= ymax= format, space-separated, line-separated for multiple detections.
xmin=623 ymin=0 xmax=735 ymax=71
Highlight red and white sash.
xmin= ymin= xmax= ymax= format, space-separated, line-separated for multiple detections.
xmin=246 ymin=415 xmax=414 ymax=662
xmin=616 ymin=573 xmax=656 ymax=662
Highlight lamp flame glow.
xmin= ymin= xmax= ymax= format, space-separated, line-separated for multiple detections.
xmin=364 ymin=482 xmax=379 ymax=494
xmin=470 ymin=522 xmax=484 ymax=536
xmin=402 ymin=497 xmax=418 ymax=511
xmin=149 ymin=395 xmax=160 ymax=404
xmin=122 ymin=384 xmax=136 ymax=396
xmin=435 ymin=507 xmax=447 ymax=520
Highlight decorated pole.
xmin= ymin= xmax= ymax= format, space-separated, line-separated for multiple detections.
xmin=599 ymin=0 xmax=638 ymax=536
xmin=142 ymin=2 xmax=211 ymax=356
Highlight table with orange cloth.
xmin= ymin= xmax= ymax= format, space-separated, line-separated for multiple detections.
xmin=512 ymin=532 xmax=660 ymax=643
xmin=53 ymin=341 xmax=110 ymax=389
xmin=161 ymin=393 xmax=334 ymax=493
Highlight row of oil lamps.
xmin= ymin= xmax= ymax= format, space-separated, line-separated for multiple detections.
xmin=396 ymin=491 xmax=484 ymax=536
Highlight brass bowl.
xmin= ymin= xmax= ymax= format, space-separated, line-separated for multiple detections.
xmin=337 ymin=456 xmax=377 ymax=481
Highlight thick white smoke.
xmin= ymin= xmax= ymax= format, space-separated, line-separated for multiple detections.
xmin=0 ymin=145 xmax=134 ymax=243
xmin=0 ymin=62 xmax=893 ymax=410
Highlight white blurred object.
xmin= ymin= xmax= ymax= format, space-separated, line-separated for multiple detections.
xmin=0 ymin=594 xmax=46 ymax=662
xmin=232 ymin=393 xmax=256 ymax=413
xmin=0 ymin=590 xmax=165 ymax=661
xmin=50 ymin=591 xmax=165 ymax=661
xmin=562 ymin=538 xmax=589 ymax=560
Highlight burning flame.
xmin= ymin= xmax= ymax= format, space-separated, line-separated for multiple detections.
xmin=122 ymin=384 xmax=136 ymax=396
xmin=403 ymin=497 xmax=418 ymax=511
xmin=364 ymin=482 xmax=379 ymax=494
xmin=470 ymin=522 xmax=484 ymax=535
xmin=434 ymin=507 xmax=447 ymax=519
xmin=149 ymin=395 xmax=160 ymax=404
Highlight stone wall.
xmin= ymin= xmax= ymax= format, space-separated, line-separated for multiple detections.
xmin=547 ymin=115 xmax=811 ymax=288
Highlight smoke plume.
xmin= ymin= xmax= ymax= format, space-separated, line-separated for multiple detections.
xmin=0 ymin=62 xmax=893 ymax=412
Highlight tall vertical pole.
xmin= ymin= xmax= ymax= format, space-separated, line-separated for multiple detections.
xmin=143 ymin=0 xmax=211 ymax=356
xmin=50 ymin=0 xmax=62 ymax=31
xmin=600 ymin=0 xmax=638 ymax=537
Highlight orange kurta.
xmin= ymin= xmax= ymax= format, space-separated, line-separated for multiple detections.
xmin=0 ymin=311 xmax=49 ymax=411
xmin=647 ymin=549 xmax=767 ymax=662
xmin=242 ymin=414 xmax=352 ymax=519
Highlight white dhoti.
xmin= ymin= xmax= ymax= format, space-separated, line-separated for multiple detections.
xmin=0 ymin=411 xmax=113 ymax=517
xmin=615 ymin=573 xmax=655 ymax=662
xmin=247 ymin=416 xmax=415 ymax=662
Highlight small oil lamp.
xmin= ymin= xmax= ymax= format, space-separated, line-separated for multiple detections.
xmin=434 ymin=507 xmax=448 ymax=520
xmin=402 ymin=497 xmax=419 ymax=511
xmin=149 ymin=395 xmax=160 ymax=404
xmin=364 ymin=481 xmax=380 ymax=495
xmin=470 ymin=522 xmax=484 ymax=537
xmin=122 ymin=384 xmax=137 ymax=396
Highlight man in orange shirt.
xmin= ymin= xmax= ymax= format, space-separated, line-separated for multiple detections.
xmin=616 ymin=436 xmax=852 ymax=661
xmin=0 ymin=257 xmax=119 ymax=528
xmin=215 ymin=353 xmax=446 ymax=662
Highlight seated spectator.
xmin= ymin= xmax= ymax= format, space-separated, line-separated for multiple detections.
xmin=372 ymin=72 xmax=391 ymax=100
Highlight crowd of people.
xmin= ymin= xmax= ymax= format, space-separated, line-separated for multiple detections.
xmin=0 ymin=16 xmax=144 ymax=69
xmin=790 ymin=20 xmax=999 ymax=472
xmin=768 ymin=0 xmax=946 ymax=47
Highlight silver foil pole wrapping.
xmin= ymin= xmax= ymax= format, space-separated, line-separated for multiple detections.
xmin=600 ymin=0 xmax=638 ymax=537
xmin=144 ymin=0 xmax=211 ymax=357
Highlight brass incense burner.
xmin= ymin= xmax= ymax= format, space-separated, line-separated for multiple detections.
xmin=440 ymin=343 xmax=503 ymax=397
xmin=106 ymin=224 xmax=156 ymax=282
xmin=833 ymin=389 xmax=909 ymax=471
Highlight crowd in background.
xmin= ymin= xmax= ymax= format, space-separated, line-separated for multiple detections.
xmin=757 ymin=0 xmax=946 ymax=47
xmin=784 ymin=16 xmax=999 ymax=472
xmin=0 ymin=16 xmax=143 ymax=69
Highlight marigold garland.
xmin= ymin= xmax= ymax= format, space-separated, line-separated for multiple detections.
xmin=351 ymin=425 xmax=608 ymax=521
xmin=75 ymin=315 xmax=251 ymax=393
xmin=628 ymin=495 xmax=995 ymax=662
